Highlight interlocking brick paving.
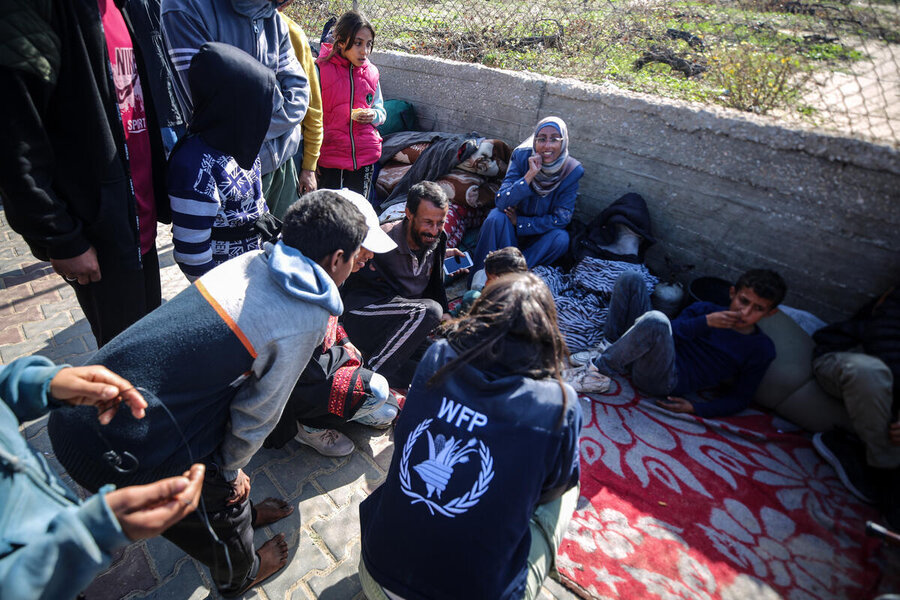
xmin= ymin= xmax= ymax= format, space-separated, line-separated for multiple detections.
xmin=0 ymin=208 xmax=574 ymax=599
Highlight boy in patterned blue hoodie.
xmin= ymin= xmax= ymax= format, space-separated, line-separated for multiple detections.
xmin=49 ymin=190 xmax=368 ymax=597
xmin=168 ymin=42 xmax=277 ymax=280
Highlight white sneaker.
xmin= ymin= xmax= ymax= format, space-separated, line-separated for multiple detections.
xmin=294 ymin=427 xmax=354 ymax=457
xmin=354 ymin=402 xmax=398 ymax=429
xmin=562 ymin=362 xmax=611 ymax=394
xmin=569 ymin=339 xmax=612 ymax=367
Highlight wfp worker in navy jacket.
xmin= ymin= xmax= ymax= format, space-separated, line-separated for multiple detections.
xmin=358 ymin=272 xmax=582 ymax=600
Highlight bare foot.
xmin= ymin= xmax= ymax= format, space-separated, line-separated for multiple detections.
xmin=249 ymin=534 xmax=289 ymax=590
xmin=252 ymin=497 xmax=294 ymax=528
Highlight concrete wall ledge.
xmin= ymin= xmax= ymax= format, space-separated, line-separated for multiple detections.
xmin=374 ymin=50 xmax=900 ymax=321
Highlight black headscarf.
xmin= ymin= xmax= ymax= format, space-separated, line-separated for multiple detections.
xmin=187 ymin=42 xmax=275 ymax=170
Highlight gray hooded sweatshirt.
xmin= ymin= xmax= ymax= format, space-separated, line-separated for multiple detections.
xmin=161 ymin=0 xmax=309 ymax=174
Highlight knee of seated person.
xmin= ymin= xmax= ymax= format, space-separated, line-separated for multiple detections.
xmin=836 ymin=353 xmax=893 ymax=387
xmin=370 ymin=373 xmax=390 ymax=403
xmin=484 ymin=207 xmax=508 ymax=224
xmin=545 ymin=228 xmax=569 ymax=249
xmin=419 ymin=298 xmax=444 ymax=326
xmin=615 ymin=270 xmax=645 ymax=292
xmin=635 ymin=310 xmax=671 ymax=332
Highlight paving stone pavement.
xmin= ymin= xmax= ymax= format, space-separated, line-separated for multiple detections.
xmin=0 ymin=207 xmax=576 ymax=600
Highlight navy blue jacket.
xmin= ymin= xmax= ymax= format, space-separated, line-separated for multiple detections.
xmin=359 ymin=339 xmax=582 ymax=600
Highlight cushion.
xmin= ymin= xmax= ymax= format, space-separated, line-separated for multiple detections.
xmin=775 ymin=380 xmax=849 ymax=433
xmin=377 ymin=99 xmax=419 ymax=137
xmin=755 ymin=310 xmax=849 ymax=431
xmin=455 ymin=138 xmax=511 ymax=178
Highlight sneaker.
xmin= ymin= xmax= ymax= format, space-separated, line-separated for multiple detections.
xmin=354 ymin=402 xmax=398 ymax=429
xmin=295 ymin=427 xmax=354 ymax=457
xmin=562 ymin=362 xmax=611 ymax=394
xmin=813 ymin=430 xmax=876 ymax=503
xmin=570 ymin=339 xmax=612 ymax=367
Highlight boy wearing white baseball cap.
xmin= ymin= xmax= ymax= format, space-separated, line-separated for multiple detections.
xmin=265 ymin=189 xmax=399 ymax=456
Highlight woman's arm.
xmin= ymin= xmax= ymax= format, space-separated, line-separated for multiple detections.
xmin=515 ymin=165 xmax=583 ymax=236
xmin=495 ymin=150 xmax=535 ymax=210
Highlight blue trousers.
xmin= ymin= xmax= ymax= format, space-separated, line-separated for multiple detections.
xmin=472 ymin=208 xmax=569 ymax=273
xmin=595 ymin=271 xmax=679 ymax=396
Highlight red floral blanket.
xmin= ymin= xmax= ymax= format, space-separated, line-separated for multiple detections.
xmin=558 ymin=377 xmax=883 ymax=599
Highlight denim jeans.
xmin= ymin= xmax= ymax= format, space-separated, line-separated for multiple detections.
xmin=596 ymin=271 xmax=679 ymax=396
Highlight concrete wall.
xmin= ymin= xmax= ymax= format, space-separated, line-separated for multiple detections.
xmin=373 ymin=50 xmax=900 ymax=321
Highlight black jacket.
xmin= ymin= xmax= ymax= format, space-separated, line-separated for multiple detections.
xmin=0 ymin=0 xmax=169 ymax=272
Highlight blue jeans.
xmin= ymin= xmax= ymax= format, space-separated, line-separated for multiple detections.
xmin=595 ymin=271 xmax=678 ymax=396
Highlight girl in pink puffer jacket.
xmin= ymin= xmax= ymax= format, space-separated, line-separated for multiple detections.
xmin=316 ymin=11 xmax=386 ymax=200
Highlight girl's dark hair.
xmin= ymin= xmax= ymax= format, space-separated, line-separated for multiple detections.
xmin=484 ymin=246 xmax=527 ymax=277
xmin=326 ymin=11 xmax=376 ymax=60
xmin=428 ymin=273 xmax=571 ymax=424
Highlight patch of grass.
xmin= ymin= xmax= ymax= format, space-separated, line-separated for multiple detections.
xmin=284 ymin=0 xmax=893 ymax=124
xmin=801 ymin=42 xmax=863 ymax=61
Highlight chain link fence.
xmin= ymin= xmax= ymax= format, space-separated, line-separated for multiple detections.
xmin=285 ymin=0 xmax=900 ymax=146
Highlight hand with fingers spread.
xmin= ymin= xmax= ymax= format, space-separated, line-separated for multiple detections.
xmin=890 ymin=420 xmax=900 ymax=446
xmin=106 ymin=463 xmax=205 ymax=540
xmin=49 ymin=365 xmax=147 ymax=424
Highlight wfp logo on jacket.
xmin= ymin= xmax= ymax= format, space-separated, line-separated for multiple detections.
xmin=399 ymin=397 xmax=494 ymax=518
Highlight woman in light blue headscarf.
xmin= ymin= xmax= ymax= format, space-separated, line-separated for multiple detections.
xmin=470 ymin=116 xmax=584 ymax=278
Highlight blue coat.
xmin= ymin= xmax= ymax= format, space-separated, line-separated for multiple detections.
xmin=0 ymin=356 xmax=128 ymax=599
xmin=359 ymin=340 xmax=582 ymax=599
xmin=495 ymin=146 xmax=584 ymax=237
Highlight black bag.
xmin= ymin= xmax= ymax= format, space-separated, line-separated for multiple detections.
xmin=209 ymin=212 xmax=282 ymax=244
xmin=253 ymin=212 xmax=283 ymax=244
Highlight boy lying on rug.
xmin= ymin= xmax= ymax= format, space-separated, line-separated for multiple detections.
xmin=592 ymin=268 xmax=786 ymax=417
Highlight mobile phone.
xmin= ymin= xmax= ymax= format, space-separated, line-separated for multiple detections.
xmin=443 ymin=251 xmax=473 ymax=277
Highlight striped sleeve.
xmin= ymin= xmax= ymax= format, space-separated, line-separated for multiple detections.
xmin=169 ymin=149 xmax=221 ymax=280
xmin=160 ymin=7 xmax=210 ymax=118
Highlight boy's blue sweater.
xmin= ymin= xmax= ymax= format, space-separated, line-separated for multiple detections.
xmin=671 ymin=302 xmax=776 ymax=417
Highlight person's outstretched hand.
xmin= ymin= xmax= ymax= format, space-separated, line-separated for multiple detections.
xmin=49 ymin=366 xmax=147 ymax=424
xmin=106 ymin=463 xmax=205 ymax=541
